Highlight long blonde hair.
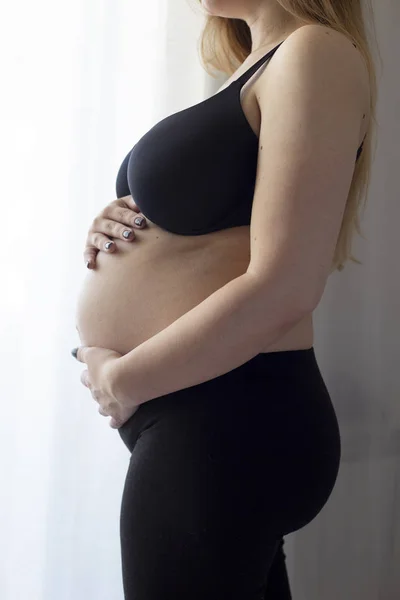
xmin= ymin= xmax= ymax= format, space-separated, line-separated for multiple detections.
xmin=193 ymin=0 xmax=379 ymax=272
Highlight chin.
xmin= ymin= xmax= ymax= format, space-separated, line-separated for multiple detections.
xmin=201 ymin=0 xmax=243 ymax=19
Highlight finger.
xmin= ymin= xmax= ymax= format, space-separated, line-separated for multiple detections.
xmin=83 ymin=236 xmax=115 ymax=271
xmin=98 ymin=406 xmax=109 ymax=417
xmin=85 ymin=232 xmax=118 ymax=256
xmin=80 ymin=369 xmax=91 ymax=387
xmin=109 ymin=417 xmax=123 ymax=429
xmin=72 ymin=346 xmax=87 ymax=363
xmin=91 ymin=217 xmax=137 ymax=243
xmin=83 ymin=245 xmax=99 ymax=269
xmin=132 ymin=213 xmax=147 ymax=228
xmin=117 ymin=195 xmax=142 ymax=214
xmin=108 ymin=204 xmax=147 ymax=230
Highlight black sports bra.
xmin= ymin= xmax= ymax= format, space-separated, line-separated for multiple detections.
xmin=115 ymin=40 xmax=364 ymax=236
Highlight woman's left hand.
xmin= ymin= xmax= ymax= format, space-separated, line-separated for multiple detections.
xmin=71 ymin=345 xmax=139 ymax=429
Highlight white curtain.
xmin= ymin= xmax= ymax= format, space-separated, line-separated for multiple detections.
xmin=0 ymin=1 xmax=398 ymax=599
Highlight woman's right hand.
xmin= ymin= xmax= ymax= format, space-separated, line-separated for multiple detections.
xmin=83 ymin=195 xmax=147 ymax=269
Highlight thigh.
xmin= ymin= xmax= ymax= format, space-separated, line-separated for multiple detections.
xmin=119 ymin=415 xmax=285 ymax=600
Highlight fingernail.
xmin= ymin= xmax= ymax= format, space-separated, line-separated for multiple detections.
xmin=86 ymin=260 xmax=91 ymax=269
xmin=71 ymin=347 xmax=78 ymax=359
xmin=105 ymin=241 xmax=114 ymax=250
xmin=123 ymin=230 xmax=132 ymax=239
xmin=134 ymin=217 xmax=144 ymax=227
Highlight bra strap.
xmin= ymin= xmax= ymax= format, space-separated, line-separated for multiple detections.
xmin=233 ymin=40 xmax=285 ymax=89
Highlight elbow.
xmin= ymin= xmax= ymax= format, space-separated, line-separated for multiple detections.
xmin=245 ymin=270 xmax=318 ymax=323
xmin=282 ymin=295 xmax=315 ymax=326
xmin=291 ymin=288 xmax=320 ymax=317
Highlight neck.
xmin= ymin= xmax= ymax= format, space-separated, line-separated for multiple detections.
xmin=243 ymin=2 xmax=305 ymax=54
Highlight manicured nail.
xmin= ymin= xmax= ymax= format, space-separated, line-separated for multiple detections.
xmin=134 ymin=217 xmax=144 ymax=226
xmin=86 ymin=260 xmax=91 ymax=269
xmin=123 ymin=230 xmax=132 ymax=239
xmin=71 ymin=347 xmax=78 ymax=359
xmin=105 ymin=241 xmax=114 ymax=249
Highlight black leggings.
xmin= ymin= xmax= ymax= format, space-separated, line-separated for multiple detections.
xmin=118 ymin=347 xmax=341 ymax=599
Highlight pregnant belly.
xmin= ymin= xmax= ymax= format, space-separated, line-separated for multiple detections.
xmin=75 ymin=221 xmax=252 ymax=356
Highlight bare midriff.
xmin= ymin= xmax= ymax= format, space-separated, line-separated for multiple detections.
xmin=75 ymin=216 xmax=313 ymax=356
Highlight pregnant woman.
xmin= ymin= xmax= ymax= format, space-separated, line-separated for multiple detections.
xmin=72 ymin=1 xmax=376 ymax=598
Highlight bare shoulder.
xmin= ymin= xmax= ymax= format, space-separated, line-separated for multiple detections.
xmin=279 ymin=23 xmax=368 ymax=77
xmin=258 ymin=23 xmax=370 ymax=118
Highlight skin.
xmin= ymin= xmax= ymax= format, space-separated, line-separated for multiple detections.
xmin=74 ymin=1 xmax=370 ymax=428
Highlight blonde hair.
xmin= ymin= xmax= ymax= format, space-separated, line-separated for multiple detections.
xmin=193 ymin=0 xmax=379 ymax=272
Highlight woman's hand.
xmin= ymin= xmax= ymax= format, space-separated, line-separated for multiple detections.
xmin=83 ymin=194 xmax=148 ymax=269
xmin=71 ymin=345 xmax=140 ymax=429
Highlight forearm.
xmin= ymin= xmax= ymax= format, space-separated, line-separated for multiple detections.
xmin=113 ymin=271 xmax=308 ymax=406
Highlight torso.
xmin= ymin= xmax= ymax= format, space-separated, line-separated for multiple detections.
xmin=75 ymin=47 xmax=368 ymax=356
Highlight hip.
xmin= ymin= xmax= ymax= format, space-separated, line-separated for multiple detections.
xmin=118 ymin=346 xmax=341 ymax=463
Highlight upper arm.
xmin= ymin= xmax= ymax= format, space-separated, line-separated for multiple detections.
xmin=246 ymin=25 xmax=369 ymax=311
